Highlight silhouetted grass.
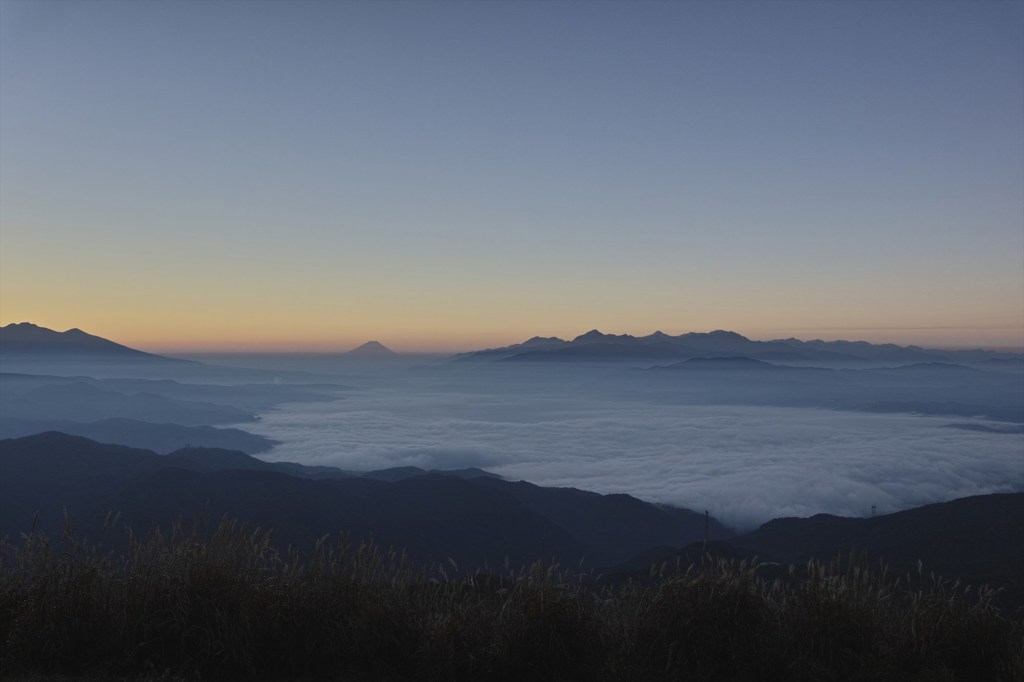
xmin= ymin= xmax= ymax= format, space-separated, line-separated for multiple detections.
xmin=1 ymin=517 xmax=1021 ymax=681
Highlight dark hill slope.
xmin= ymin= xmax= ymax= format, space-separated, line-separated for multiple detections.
xmin=0 ymin=433 xmax=715 ymax=570
xmin=0 ymin=433 xmax=208 ymax=536
xmin=732 ymin=493 xmax=1024 ymax=597
xmin=1 ymin=322 xmax=152 ymax=357
xmin=0 ymin=417 xmax=277 ymax=454
xmin=733 ymin=493 xmax=1024 ymax=566
xmin=476 ymin=478 xmax=733 ymax=561
xmin=599 ymin=493 xmax=1024 ymax=609
xmin=0 ymin=322 xmax=178 ymax=361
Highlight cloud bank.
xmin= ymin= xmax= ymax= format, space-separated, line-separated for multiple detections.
xmin=250 ymin=387 xmax=1023 ymax=530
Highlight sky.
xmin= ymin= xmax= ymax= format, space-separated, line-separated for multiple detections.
xmin=1 ymin=0 xmax=1022 ymax=352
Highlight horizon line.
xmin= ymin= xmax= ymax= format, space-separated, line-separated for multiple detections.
xmin=144 ymin=331 xmax=1024 ymax=356
xmin=3 ymin=321 xmax=1022 ymax=355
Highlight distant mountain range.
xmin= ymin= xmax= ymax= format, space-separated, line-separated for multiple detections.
xmin=0 ymin=322 xmax=176 ymax=360
xmin=0 ymin=323 xmax=361 ymax=382
xmin=456 ymin=329 xmax=1024 ymax=366
xmin=1 ymin=324 xmax=404 ymax=363
xmin=0 ymin=372 xmax=351 ymax=453
xmin=453 ymin=330 xmax=1024 ymax=422
xmin=5 ymin=322 xmax=1020 ymax=368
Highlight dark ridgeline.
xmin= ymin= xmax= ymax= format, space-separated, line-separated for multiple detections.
xmin=0 ymin=432 xmax=723 ymax=571
xmin=732 ymin=493 xmax=1024 ymax=591
xmin=450 ymin=328 xmax=1024 ymax=425
xmin=455 ymin=328 xmax=1024 ymax=366
xmin=0 ymin=322 xmax=345 ymax=383
xmin=606 ymin=494 xmax=1024 ymax=608
xmin=2 ymin=432 xmax=1021 ymax=681
xmin=2 ymin=431 xmax=1020 ymax=605
xmin=0 ymin=417 xmax=278 ymax=453
xmin=0 ymin=322 xmax=176 ymax=360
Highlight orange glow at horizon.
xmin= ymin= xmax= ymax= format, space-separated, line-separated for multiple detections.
xmin=2 ymin=308 xmax=1021 ymax=355
xmin=2 ymin=1 xmax=1021 ymax=359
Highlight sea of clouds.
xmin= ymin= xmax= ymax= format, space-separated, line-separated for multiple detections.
xmin=248 ymin=377 xmax=1024 ymax=530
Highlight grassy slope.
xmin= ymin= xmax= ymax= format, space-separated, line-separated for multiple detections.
xmin=1 ymin=519 xmax=1021 ymax=682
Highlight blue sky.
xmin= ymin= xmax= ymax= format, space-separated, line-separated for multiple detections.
xmin=1 ymin=0 xmax=1021 ymax=351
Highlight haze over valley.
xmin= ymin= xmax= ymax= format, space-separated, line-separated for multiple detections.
xmin=3 ymin=322 xmax=1021 ymax=532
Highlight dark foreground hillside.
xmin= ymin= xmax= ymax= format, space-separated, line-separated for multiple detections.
xmin=2 ymin=432 xmax=1024 ymax=675
xmin=606 ymin=493 xmax=1024 ymax=611
xmin=2 ymin=434 xmax=1023 ymax=680
xmin=0 ymin=432 xmax=726 ymax=571
xmin=1 ymin=520 xmax=1021 ymax=681
xmin=733 ymin=493 xmax=1024 ymax=599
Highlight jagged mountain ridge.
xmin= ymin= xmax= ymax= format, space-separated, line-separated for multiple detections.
xmin=4 ymin=323 xmax=1018 ymax=366
xmin=455 ymin=328 xmax=1024 ymax=365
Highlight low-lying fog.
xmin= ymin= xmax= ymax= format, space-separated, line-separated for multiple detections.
xmin=238 ymin=360 xmax=1024 ymax=530
xmin=5 ymin=346 xmax=1020 ymax=531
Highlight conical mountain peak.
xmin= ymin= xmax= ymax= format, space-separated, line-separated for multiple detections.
xmin=345 ymin=340 xmax=399 ymax=357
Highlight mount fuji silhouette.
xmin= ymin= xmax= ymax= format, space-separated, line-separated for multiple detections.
xmin=344 ymin=340 xmax=399 ymax=358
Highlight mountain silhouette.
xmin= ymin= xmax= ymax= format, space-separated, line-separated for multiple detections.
xmin=0 ymin=322 xmax=174 ymax=360
xmin=452 ymin=336 xmax=569 ymax=361
xmin=0 ymin=417 xmax=277 ymax=454
xmin=3 ymin=432 xmax=1016 ymax=606
xmin=457 ymin=328 xmax=1024 ymax=366
xmin=730 ymin=493 xmax=1024 ymax=608
xmin=345 ymin=340 xmax=399 ymax=357
xmin=596 ymin=493 xmax=1024 ymax=609
xmin=0 ymin=432 xmax=723 ymax=570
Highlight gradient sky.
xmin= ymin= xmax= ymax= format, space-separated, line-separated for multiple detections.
xmin=1 ymin=0 xmax=1022 ymax=352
